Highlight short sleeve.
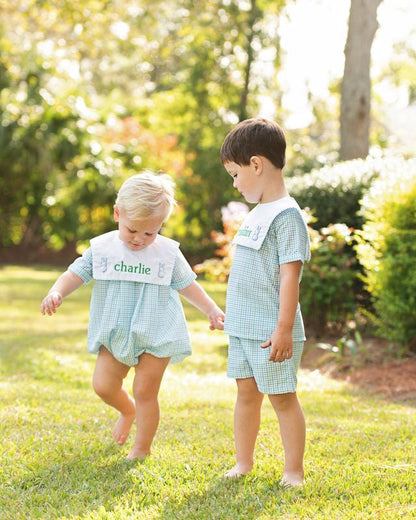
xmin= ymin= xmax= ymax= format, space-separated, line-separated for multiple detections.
xmin=272 ymin=208 xmax=310 ymax=265
xmin=170 ymin=249 xmax=197 ymax=290
xmin=68 ymin=248 xmax=93 ymax=284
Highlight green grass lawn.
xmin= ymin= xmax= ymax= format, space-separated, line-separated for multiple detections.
xmin=0 ymin=265 xmax=415 ymax=520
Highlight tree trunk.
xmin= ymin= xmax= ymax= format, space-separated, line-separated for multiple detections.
xmin=340 ymin=0 xmax=383 ymax=160
xmin=239 ymin=0 xmax=261 ymax=121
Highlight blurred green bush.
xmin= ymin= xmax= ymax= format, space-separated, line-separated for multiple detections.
xmin=300 ymin=222 xmax=357 ymax=336
xmin=286 ymin=156 xmax=387 ymax=230
xmin=355 ymin=158 xmax=416 ymax=353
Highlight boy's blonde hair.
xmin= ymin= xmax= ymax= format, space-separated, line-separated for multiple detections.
xmin=115 ymin=171 xmax=176 ymax=220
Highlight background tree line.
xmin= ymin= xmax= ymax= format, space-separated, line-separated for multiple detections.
xmin=0 ymin=0 xmax=414 ymax=263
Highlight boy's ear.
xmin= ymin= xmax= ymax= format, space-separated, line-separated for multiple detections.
xmin=113 ymin=205 xmax=120 ymax=222
xmin=250 ymin=155 xmax=263 ymax=175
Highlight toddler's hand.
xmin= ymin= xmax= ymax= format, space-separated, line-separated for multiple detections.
xmin=41 ymin=291 xmax=63 ymax=316
xmin=208 ymin=306 xmax=225 ymax=331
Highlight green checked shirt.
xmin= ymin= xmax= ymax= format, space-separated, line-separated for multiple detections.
xmin=224 ymin=206 xmax=310 ymax=342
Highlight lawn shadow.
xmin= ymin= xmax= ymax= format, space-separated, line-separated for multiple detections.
xmin=8 ymin=446 xmax=149 ymax=518
xmin=7 ymin=443 xmax=293 ymax=519
xmin=9 ymin=447 xmax=299 ymax=519
xmin=159 ymin=473 xmax=300 ymax=520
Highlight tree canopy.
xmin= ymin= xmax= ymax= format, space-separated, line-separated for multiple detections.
xmin=0 ymin=0 xmax=413 ymax=260
xmin=0 ymin=0 xmax=290 ymax=258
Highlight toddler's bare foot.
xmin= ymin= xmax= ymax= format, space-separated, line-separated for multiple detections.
xmin=280 ymin=472 xmax=305 ymax=487
xmin=113 ymin=413 xmax=135 ymax=445
xmin=224 ymin=463 xmax=253 ymax=478
xmin=127 ymin=448 xmax=150 ymax=461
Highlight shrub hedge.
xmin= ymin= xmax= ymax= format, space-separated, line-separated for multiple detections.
xmin=355 ymin=158 xmax=416 ymax=352
xmin=287 ymin=156 xmax=391 ymax=230
xmin=300 ymin=223 xmax=357 ymax=336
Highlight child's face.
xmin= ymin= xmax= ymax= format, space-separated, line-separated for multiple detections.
xmin=114 ymin=207 xmax=165 ymax=251
xmin=224 ymin=159 xmax=262 ymax=204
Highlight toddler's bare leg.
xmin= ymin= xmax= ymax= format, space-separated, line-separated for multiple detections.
xmin=92 ymin=347 xmax=136 ymax=445
xmin=269 ymin=392 xmax=305 ymax=486
xmin=225 ymin=377 xmax=264 ymax=477
xmin=127 ymin=353 xmax=170 ymax=460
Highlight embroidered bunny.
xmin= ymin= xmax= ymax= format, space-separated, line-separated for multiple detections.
xmin=99 ymin=257 xmax=108 ymax=273
xmin=158 ymin=263 xmax=166 ymax=278
xmin=251 ymin=225 xmax=262 ymax=241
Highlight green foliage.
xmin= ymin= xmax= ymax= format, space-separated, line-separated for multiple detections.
xmin=355 ymin=158 xmax=416 ymax=352
xmin=0 ymin=76 xmax=87 ymax=247
xmin=133 ymin=0 xmax=287 ymax=256
xmin=194 ymin=201 xmax=249 ymax=281
xmin=286 ymin=155 xmax=389 ymax=230
xmin=288 ymin=155 xmax=416 ymax=341
xmin=0 ymin=0 xmax=290 ymax=259
xmin=301 ymin=222 xmax=358 ymax=336
xmin=0 ymin=39 xmax=190 ymax=252
xmin=1 ymin=266 xmax=416 ymax=519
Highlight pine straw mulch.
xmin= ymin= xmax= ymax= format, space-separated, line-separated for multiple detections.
xmin=301 ymin=337 xmax=416 ymax=403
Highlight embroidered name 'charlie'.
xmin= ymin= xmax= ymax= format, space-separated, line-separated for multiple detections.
xmin=91 ymin=230 xmax=179 ymax=285
xmin=114 ymin=261 xmax=151 ymax=275
xmin=236 ymin=227 xmax=252 ymax=238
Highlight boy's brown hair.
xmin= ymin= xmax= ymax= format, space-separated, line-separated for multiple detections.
xmin=220 ymin=118 xmax=286 ymax=169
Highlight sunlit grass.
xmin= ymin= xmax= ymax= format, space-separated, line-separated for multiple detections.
xmin=0 ymin=265 xmax=415 ymax=519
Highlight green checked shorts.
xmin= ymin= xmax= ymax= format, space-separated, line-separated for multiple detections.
xmin=227 ymin=336 xmax=304 ymax=395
